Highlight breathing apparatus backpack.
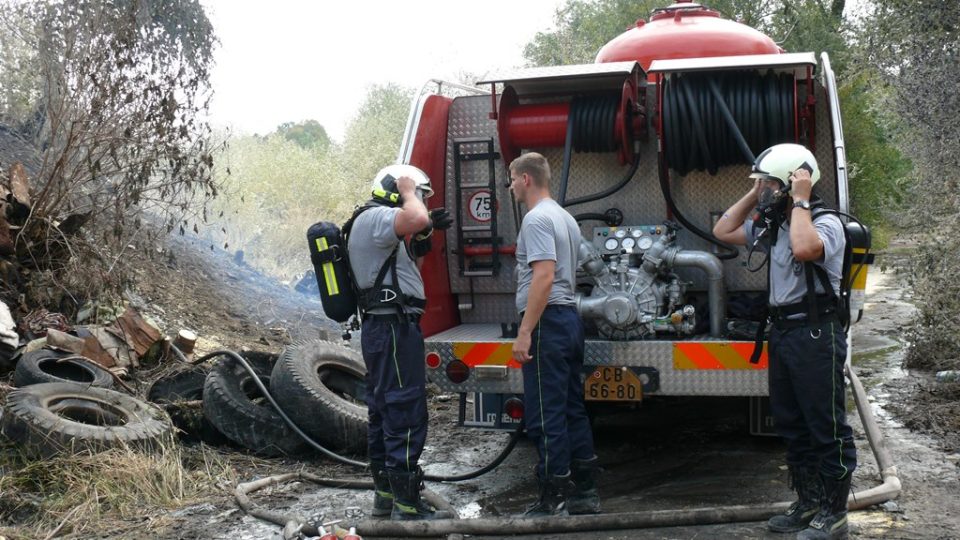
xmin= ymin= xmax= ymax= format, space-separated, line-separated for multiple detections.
xmin=809 ymin=205 xmax=872 ymax=330
xmin=747 ymin=199 xmax=871 ymax=363
xmin=307 ymin=221 xmax=358 ymax=323
xmin=307 ymin=204 xmax=426 ymax=325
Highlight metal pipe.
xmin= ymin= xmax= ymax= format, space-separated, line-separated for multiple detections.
xmin=669 ymin=250 xmax=725 ymax=337
xmin=578 ymin=239 xmax=608 ymax=277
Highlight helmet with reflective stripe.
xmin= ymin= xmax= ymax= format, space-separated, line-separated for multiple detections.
xmin=749 ymin=143 xmax=820 ymax=187
xmin=370 ymin=164 xmax=434 ymax=205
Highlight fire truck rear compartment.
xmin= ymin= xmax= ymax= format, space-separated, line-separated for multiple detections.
xmin=425 ymin=54 xmax=845 ymax=399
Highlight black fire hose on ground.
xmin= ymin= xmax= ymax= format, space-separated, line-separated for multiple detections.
xmin=175 ymin=347 xmax=524 ymax=481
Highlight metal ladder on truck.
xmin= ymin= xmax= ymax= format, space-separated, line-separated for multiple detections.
xmin=453 ymin=137 xmax=501 ymax=277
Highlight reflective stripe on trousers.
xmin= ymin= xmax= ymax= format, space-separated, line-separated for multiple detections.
xmin=361 ymin=318 xmax=428 ymax=471
xmin=521 ymin=305 xmax=595 ymax=478
xmin=769 ymin=318 xmax=857 ymax=479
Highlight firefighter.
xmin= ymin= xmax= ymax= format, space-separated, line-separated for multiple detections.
xmin=713 ymin=144 xmax=856 ymax=540
xmin=346 ymin=164 xmax=453 ymax=521
xmin=508 ymin=152 xmax=600 ymax=516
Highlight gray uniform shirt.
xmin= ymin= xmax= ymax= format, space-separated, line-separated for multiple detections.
xmin=515 ymin=198 xmax=580 ymax=313
xmin=347 ymin=206 xmax=425 ymax=314
xmin=743 ymin=212 xmax=845 ymax=307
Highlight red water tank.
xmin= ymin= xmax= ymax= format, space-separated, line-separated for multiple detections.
xmin=596 ymin=1 xmax=781 ymax=80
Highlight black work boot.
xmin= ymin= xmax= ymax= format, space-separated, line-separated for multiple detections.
xmin=567 ymin=456 xmax=601 ymax=514
xmin=797 ymin=473 xmax=852 ymax=540
xmin=522 ymin=472 xmax=573 ymax=517
xmin=387 ymin=467 xmax=454 ymax=521
xmin=370 ymin=461 xmax=393 ymax=518
xmin=768 ymin=465 xmax=821 ymax=532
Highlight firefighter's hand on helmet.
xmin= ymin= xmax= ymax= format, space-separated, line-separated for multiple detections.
xmin=789 ymin=169 xmax=813 ymax=201
xmin=396 ymin=175 xmax=417 ymax=195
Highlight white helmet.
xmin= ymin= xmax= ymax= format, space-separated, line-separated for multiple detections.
xmin=370 ymin=164 xmax=434 ymax=205
xmin=749 ymin=143 xmax=820 ymax=187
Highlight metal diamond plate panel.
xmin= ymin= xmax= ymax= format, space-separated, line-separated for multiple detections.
xmin=425 ymin=324 xmax=767 ymax=396
xmin=442 ymin=77 xmax=841 ymax=320
xmin=583 ymin=340 xmax=767 ymax=396
xmin=445 ymin=95 xmax=517 ymax=296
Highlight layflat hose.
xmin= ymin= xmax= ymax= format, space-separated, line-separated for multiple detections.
xmin=175 ymin=347 xmax=524 ymax=481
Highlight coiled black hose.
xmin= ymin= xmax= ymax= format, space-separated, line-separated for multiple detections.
xmin=174 ymin=347 xmax=524 ymax=482
xmin=558 ymin=93 xmax=631 ymax=206
xmin=663 ymin=71 xmax=795 ymax=176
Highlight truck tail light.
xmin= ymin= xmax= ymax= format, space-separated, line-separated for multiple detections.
xmin=425 ymin=352 xmax=441 ymax=369
xmin=504 ymin=397 xmax=524 ymax=420
xmin=445 ymin=359 xmax=469 ymax=383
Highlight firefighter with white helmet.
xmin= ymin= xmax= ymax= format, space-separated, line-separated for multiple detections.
xmin=345 ymin=163 xmax=453 ymax=521
xmin=714 ymin=143 xmax=856 ymax=540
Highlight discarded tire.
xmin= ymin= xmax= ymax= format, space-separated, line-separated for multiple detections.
xmin=0 ymin=382 xmax=174 ymax=457
xmin=148 ymin=366 xmax=208 ymax=402
xmin=203 ymin=352 xmax=309 ymax=456
xmin=13 ymin=348 xmax=114 ymax=388
xmin=147 ymin=366 xmax=229 ymax=445
xmin=270 ymin=339 xmax=367 ymax=455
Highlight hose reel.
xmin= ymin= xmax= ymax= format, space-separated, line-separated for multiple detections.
xmin=496 ymin=79 xmax=642 ymax=168
xmin=662 ymin=70 xmax=802 ymax=176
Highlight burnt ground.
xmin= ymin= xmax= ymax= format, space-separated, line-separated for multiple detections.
xmin=101 ymin=235 xmax=960 ymax=539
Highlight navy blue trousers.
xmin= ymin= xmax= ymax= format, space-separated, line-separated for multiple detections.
xmin=769 ymin=316 xmax=857 ymax=479
xmin=361 ymin=318 xmax=428 ymax=471
xmin=521 ymin=305 xmax=595 ymax=479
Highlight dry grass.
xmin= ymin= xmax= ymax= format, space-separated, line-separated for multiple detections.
xmin=0 ymin=441 xmax=235 ymax=539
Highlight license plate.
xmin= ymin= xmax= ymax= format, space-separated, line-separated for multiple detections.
xmin=584 ymin=366 xmax=643 ymax=402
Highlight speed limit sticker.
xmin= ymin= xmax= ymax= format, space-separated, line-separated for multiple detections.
xmin=468 ymin=190 xmax=493 ymax=222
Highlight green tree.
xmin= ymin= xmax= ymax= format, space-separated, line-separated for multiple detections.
xmin=340 ymin=83 xmax=414 ymax=200
xmin=276 ymin=119 xmax=330 ymax=150
xmin=861 ymin=0 xmax=960 ymax=370
xmin=839 ymin=74 xmax=910 ymax=241
xmin=211 ymin=83 xmax=413 ymax=280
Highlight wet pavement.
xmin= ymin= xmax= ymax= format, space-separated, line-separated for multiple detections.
xmin=208 ymin=265 xmax=960 ymax=540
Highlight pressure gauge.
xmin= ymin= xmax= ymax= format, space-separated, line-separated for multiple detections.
xmin=614 ymin=229 xmax=627 ymax=238
xmin=631 ymin=229 xmax=643 ymax=238
xmin=604 ymin=238 xmax=620 ymax=251
xmin=637 ymin=237 xmax=654 ymax=251
xmin=621 ymin=238 xmax=636 ymax=250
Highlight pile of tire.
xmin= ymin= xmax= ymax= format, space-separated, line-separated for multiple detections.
xmin=1 ymin=340 xmax=370 ymax=459
xmin=1 ymin=348 xmax=175 ymax=457
xmin=197 ymin=340 xmax=368 ymax=457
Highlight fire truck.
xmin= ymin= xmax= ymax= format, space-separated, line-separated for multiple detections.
xmin=398 ymin=1 xmax=868 ymax=432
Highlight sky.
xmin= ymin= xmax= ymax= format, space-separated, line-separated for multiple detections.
xmin=201 ymin=0 xmax=566 ymax=141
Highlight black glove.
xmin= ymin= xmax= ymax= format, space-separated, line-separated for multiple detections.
xmin=411 ymin=208 xmax=452 ymax=257
xmin=429 ymin=208 xmax=453 ymax=231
